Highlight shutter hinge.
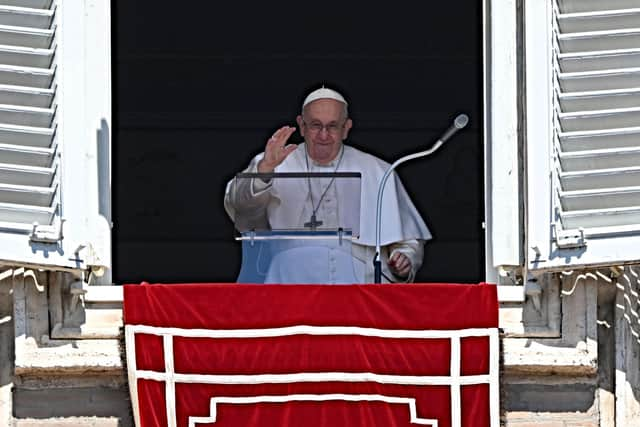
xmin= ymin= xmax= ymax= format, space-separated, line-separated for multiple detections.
xmin=30 ymin=219 xmax=64 ymax=244
xmin=552 ymin=224 xmax=587 ymax=249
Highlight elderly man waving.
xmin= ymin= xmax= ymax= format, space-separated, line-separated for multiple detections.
xmin=225 ymin=86 xmax=431 ymax=283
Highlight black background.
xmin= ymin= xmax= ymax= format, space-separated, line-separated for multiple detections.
xmin=112 ymin=2 xmax=484 ymax=284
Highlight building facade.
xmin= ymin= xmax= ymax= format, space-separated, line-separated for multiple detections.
xmin=0 ymin=0 xmax=638 ymax=425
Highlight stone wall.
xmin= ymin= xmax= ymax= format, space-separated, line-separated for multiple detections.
xmin=0 ymin=269 xmax=131 ymax=427
xmin=500 ymin=267 xmax=640 ymax=426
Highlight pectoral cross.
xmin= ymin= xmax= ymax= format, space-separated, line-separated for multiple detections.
xmin=304 ymin=214 xmax=323 ymax=229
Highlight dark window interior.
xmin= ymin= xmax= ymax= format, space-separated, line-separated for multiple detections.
xmin=113 ymin=2 xmax=484 ymax=284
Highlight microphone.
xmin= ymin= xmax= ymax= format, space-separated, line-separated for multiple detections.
xmin=373 ymin=114 xmax=469 ymax=283
xmin=439 ymin=114 xmax=469 ymax=144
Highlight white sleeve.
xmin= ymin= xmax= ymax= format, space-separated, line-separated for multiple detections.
xmin=250 ymin=161 xmax=273 ymax=195
xmin=387 ymin=239 xmax=425 ymax=283
xmin=224 ymin=153 xmax=272 ymax=229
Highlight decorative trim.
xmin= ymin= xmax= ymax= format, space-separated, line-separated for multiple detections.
xmin=125 ymin=324 xmax=500 ymax=427
xmin=188 ymin=394 xmax=439 ymax=427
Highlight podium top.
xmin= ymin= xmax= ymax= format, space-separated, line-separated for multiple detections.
xmin=228 ymin=172 xmax=361 ymax=236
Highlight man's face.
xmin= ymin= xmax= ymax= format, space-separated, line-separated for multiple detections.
xmin=296 ymin=99 xmax=352 ymax=165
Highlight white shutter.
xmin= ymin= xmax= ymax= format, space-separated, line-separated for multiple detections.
xmin=526 ymin=0 xmax=640 ymax=271
xmin=0 ymin=0 xmax=111 ymax=273
xmin=0 ymin=1 xmax=58 ymax=237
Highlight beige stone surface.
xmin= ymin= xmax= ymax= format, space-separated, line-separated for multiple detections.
xmin=503 ymin=412 xmax=599 ymax=427
xmin=15 ymin=417 xmax=122 ymax=427
xmin=15 ymin=338 xmax=122 ymax=376
xmin=1 ymin=274 xmax=15 ymax=427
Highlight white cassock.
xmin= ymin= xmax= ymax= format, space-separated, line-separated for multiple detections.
xmin=224 ymin=143 xmax=432 ymax=283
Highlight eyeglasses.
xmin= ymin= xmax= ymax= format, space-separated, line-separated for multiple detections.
xmin=303 ymin=120 xmax=345 ymax=135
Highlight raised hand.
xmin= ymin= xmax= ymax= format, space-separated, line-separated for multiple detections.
xmin=257 ymin=126 xmax=298 ymax=173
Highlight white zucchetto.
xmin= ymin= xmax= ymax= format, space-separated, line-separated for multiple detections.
xmin=302 ymin=86 xmax=348 ymax=108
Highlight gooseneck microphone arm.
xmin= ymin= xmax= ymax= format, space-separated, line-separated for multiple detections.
xmin=373 ymin=114 xmax=469 ymax=283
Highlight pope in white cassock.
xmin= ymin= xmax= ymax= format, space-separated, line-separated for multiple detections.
xmin=224 ymin=86 xmax=432 ymax=283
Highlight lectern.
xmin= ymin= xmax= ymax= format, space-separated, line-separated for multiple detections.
xmin=227 ymin=171 xmax=362 ymax=284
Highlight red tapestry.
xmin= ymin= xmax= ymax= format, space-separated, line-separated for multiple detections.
xmin=124 ymin=283 xmax=499 ymax=427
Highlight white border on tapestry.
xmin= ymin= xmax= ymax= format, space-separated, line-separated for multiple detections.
xmin=124 ymin=325 xmax=500 ymax=427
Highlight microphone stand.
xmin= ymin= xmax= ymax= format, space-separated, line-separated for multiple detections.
xmin=374 ymin=114 xmax=469 ymax=283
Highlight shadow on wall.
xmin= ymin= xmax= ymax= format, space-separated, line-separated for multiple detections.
xmin=616 ymin=266 xmax=640 ymax=408
xmin=0 ymin=270 xmax=14 ymax=392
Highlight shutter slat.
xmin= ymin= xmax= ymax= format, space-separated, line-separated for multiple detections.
xmin=561 ymin=206 xmax=640 ymax=229
xmin=0 ymin=24 xmax=53 ymax=49
xmin=559 ymin=146 xmax=640 ymax=171
xmin=560 ymin=127 xmax=640 ymax=151
xmin=0 ymin=123 xmax=53 ymax=147
xmin=0 ymin=44 xmax=53 ymax=68
xmin=0 ymin=201 xmax=54 ymax=224
xmin=559 ymin=29 xmax=640 ymax=53
xmin=0 ymin=0 xmax=57 ymax=228
xmin=559 ymin=68 xmax=640 ymax=92
xmin=0 ymin=64 xmax=53 ymax=88
xmin=0 ymin=182 xmax=54 ymax=206
xmin=559 ymin=49 xmax=640 ymax=73
xmin=559 ymin=9 xmax=640 ymax=33
xmin=0 ymin=83 xmax=53 ymax=107
xmin=0 ymin=1 xmax=52 ymax=10
xmin=560 ymin=1 xmax=640 ymax=14
xmin=559 ymin=107 xmax=640 ymax=131
xmin=0 ymin=162 xmax=55 ymax=187
xmin=0 ymin=6 xmax=53 ymax=30
xmin=561 ymin=187 xmax=640 ymax=210
xmin=0 ymin=104 xmax=52 ymax=127
xmin=0 ymin=142 xmax=53 ymax=167
xmin=561 ymin=167 xmax=640 ymax=191
xmin=559 ymin=88 xmax=640 ymax=111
